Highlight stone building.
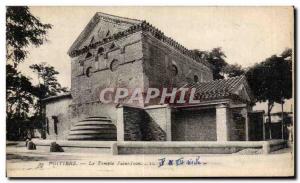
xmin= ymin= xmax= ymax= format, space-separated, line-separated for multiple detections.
xmin=43 ymin=12 xmax=264 ymax=142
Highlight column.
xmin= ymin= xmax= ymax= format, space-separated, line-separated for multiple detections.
xmin=116 ymin=106 xmax=124 ymax=141
xmin=216 ymin=104 xmax=229 ymax=141
xmin=241 ymin=108 xmax=249 ymax=141
xmin=165 ymin=107 xmax=172 ymax=141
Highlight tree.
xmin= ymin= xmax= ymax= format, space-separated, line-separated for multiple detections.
xmin=223 ymin=63 xmax=245 ymax=77
xmin=246 ymin=48 xmax=292 ymax=139
xmin=6 ymin=6 xmax=52 ymax=66
xmin=30 ymin=63 xmax=68 ymax=137
xmin=30 ymin=63 xmax=68 ymax=99
xmin=6 ymin=65 xmax=35 ymax=139
xmin=193 ymin=47 xmax=245 ymax=79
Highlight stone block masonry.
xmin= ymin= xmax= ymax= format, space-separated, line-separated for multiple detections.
xmin=117 ymin=105 xmax=169 ymax=141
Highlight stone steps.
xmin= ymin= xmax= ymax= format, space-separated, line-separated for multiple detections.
xmin=79 ymin=118 xmax=112 ymax=122
xmin=69 ymin=129 xmax=116 ymax=135
xmin=74 ymin=121 xmax=115 ymax=126
xmin=67 ymin=116 xmax=117 ymax=141
xmin=68 ymin=134 xmax=117 ymax=141
xmin=87 ymin=116 xmax=109 ymax=119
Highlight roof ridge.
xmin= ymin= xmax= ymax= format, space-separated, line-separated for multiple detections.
xmin=199 ymin=75 xmax=245 ymax=84
xmin=96 ymin=12 xmax=142 ymax=24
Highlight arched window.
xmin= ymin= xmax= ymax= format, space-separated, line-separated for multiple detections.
xmin=86 ymin=67 xmax=92 ymax=77
xmin=98 ymin=47 xmax=104 ymax=55
xmin=194 ymin=75 xmax=199 ymax=83
xmin=171 ymin=65 xmax=178 ymax=76
xmin=110 ymin=59 xmax=119 ymax=72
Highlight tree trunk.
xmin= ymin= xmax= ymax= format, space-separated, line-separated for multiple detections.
xmin=281 ymin=99 xmax=284 ymax=139
xmin=267 ymin=102 xmax=273 ymax=140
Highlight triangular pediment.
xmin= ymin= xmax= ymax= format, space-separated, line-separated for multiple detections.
xmin=68 ymin=12 xmax=142 ymax=56
xmin=231 ymin=76 xmax=254 ymax=103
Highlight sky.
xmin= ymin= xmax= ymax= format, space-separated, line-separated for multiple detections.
xmin=18 ymin=6 xmax=294 ymax=113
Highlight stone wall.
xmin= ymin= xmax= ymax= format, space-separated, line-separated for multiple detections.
xmin=121 ymin=106 xmax=168 ymax=141
xmin=45 ymin=98 xmax=72 ymax=140
xmin=70 ymin=32 xmax=145 ymax=121
xmin=229 ymin=108 xmax=246 ymax=141
xmin=144 ymin=106 xmax=170 ymax=141
xmin=172 ymin=108 xmax=217 ymax=141
xmin=123 ymin=106 xmax=144 ymax=141
xmin=142 ymin=32 xmax=213 ymax=92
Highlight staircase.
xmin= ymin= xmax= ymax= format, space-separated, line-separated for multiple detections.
xmin=67 ymin=116 xmax=117 ymax=141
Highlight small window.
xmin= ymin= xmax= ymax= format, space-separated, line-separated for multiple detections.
xmin=171 ymin=65 xmax=178 ymax=76
xmin=95 ymin=55 xmax=99 ymax=62
xmin=98 ymin=47 xmax=104 ymax=55
xmin=194 ymin=75 xmax=199 ymax=83
xmin=52 ymin=116 xmax=58 ymax=135
xmin=79 ymin=60 xmax=84 ymax=66
xmin=110 ymin=59 xmax=119 ymax=71
xmin=86 ymin=67 xmax=92 ymax=77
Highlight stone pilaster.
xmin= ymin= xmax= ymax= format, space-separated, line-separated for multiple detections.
xmin=216 ymin=104 xmax=230 ymax=141
xmin=241 ymin=108 xmax=249 ymax=141
xmin=116 ymin=106 xmax=124 ymax=141
xmin=165 ymin=107 xmax=172 ymax=141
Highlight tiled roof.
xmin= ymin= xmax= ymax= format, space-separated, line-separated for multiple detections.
xmin=180 ymin=75 xmax=249 ymax=101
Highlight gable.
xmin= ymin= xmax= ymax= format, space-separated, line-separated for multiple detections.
xmin=68 ymin=12 xmax=142 ymax=56
xmin=234 ymin=83 xmax=251 ymax=102
xmin=231 ymin=77 xmax=254 ymax=103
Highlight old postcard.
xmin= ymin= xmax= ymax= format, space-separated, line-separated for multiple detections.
xmin=6 ymin=6 xmax=294 ymax=177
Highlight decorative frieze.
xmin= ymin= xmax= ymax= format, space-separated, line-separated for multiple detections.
xmin=69 ymin=20 xmax=211 ymax=68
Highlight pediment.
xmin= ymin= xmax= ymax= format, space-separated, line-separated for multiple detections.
xmin=231 ymin=77 xmax=254 ymax=103
xmin=68 ymin=12 xmax=142 ymax=56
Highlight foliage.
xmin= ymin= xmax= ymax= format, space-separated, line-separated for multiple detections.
xmin=246 ymin=48 xmax=292 ymax=105
xmin=193 ymin=47 xmax=244 ymax=79
xmin=6 ymin=64 xmax=35 ymax=120
xmin=246 ymin=48 xmax=292 ymax=138
xmin=6 ymin=6 xmax=52 ymax=65
xmin=30 ymin=62 xmax=68 ymax=99
xmin=6 ymin=64 xmax=37 ymax=140
xmin=223 ymin=63 xmax=245 ymax=78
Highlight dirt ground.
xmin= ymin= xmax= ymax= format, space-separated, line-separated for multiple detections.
xmin=6 ymin=143 xmax=294 ymax=177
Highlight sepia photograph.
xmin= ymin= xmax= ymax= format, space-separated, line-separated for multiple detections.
xmin=5 ymin=6 xmax=294 ymax=177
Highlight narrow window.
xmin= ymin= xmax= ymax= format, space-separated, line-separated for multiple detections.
xmin=194 ymin=75 xmax=199 ymax=83
xmin=110 ymin=59 xmax=119 ymax=71
xmin=79 ymin=60 xmax=84 ymax=75
xmin=52 ymin=116 xmax=58 ymax=135
xmin=171 ymin=65 xmax=178 ymax=76
xmin=86 ymin=67 xmax=92 ymax=77
xmin=95 ymin=56 xmax=99 ymax=70
xmin=98 ymin=47 xmax=104 ymax=55
xmin=46 ymin=117 xmax=49 ymax=134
